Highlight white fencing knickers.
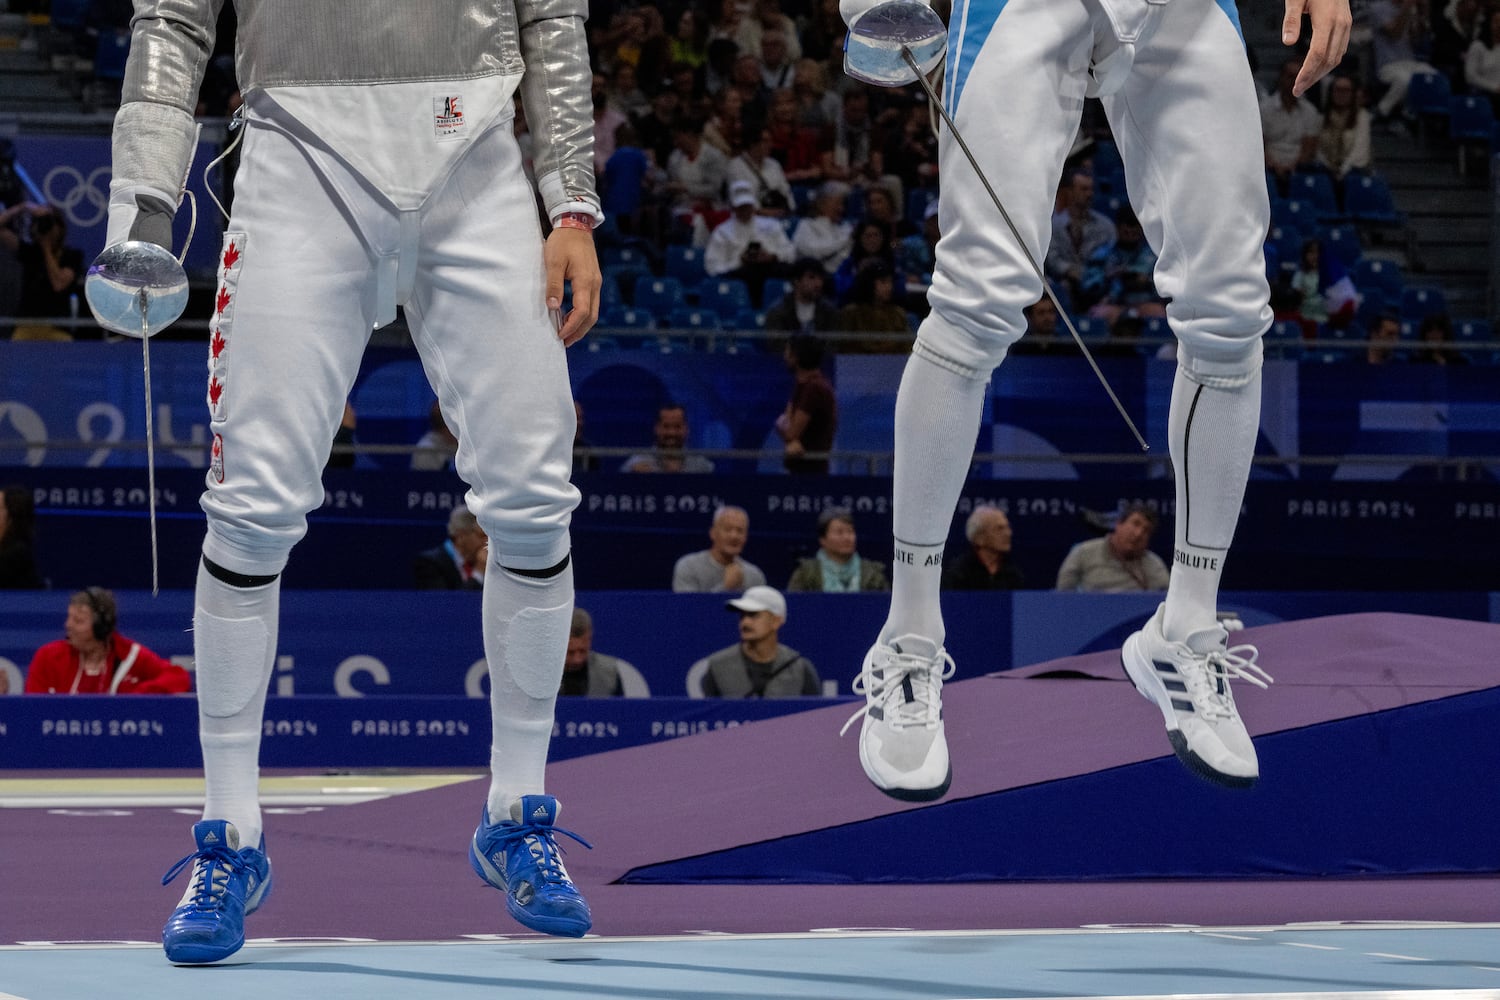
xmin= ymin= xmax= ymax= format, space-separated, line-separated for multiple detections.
xmin=198 ymin=78 xmax=579 ymax=576
xmin=920 ymin=0 xmax=1273 ymax=381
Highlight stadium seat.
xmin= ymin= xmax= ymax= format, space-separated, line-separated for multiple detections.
xmin=1455 ymin=318 xmax=1495 ymax=365
xmin=1288 ymin=171 xmax=1341 ymax=222
xmin=1344 ymin=173 xmax=1402 ymax=225
xmin=762 ymin=277 xmax=793 ymax=308
xmin=668 ymin=307 xmax=721 ymax=331
xmin=1351 ymin=258 xmax=1404 ymax=303
xmin=1264 ymin=319 xmax=1305 ymax=360
xmin=1405 ymin=72 xmax=1452 ymax=126
xmin=696 ymin=278 xmax=753 ymax=320
xmin=729 ymin=309 xmax=767 ymax=332
xmin=93 ymin=29 xmax=130 ymax=82
xmin=1449 ymin=94 xmax=1497 ymax=143
xmin=1267 ymin=225 xmax=1304 ymax=275
xmin=603 ymin=263 xmax=651 ymax=304
xmin=633 ymin=276 xmax=686 ymax=317
xmin=1400 ymin=286 xmax=1448 ymax=323
xmin=600 ymin=306 xmax=654 ymax=329
xmin=664 ymin=245 xmax=707 ymax=287
xmin=1072 ymin=315 xmax=1108 ymax=342
xmin=1318 ymin=224 xmax=1362 ymax=268
xmin=1270 ymin=198 xmax=1316 ymax=238
xmin=600 ymin=244 xmax=655 ymax=273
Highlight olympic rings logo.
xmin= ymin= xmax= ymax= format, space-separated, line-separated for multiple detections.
xmin=42 ymin=164 xmax=112 ymax=229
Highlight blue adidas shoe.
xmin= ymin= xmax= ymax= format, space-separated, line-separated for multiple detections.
xmin=469 ymin=795 xmax=592 ymax=937
xmin=160 ymin=820 xmax=272 ymax=964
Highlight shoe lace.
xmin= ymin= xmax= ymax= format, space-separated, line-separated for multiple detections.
xmin=839 ymin=645 xmax=956 ymax=737
xmin=492 ymin=821 xmax=593 ymax=888
xmin=161 ymin=844 xmax=248 ymax=912
xmin=1188 ymin=643 xmax=1273 ymax=720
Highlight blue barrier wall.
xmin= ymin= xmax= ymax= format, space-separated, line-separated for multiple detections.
xmin=9 ymin=467 xmax=1500 ymax=591
xmin=2 ymin=590 xmax=1493 ymax=702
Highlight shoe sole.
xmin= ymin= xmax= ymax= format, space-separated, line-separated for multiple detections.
xmin=857 ymin=724 xmax=952 ymax=802
xmin=162 ymin=865 xmax=272 ymax=965
xmin=1120 ymin=635 xmax=1256 ymax=791
xmin=470 ymin=838 xmax=591 ymax=938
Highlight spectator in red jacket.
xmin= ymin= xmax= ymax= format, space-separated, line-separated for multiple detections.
xmin=25 ymin=588 xmax=191 ymax=695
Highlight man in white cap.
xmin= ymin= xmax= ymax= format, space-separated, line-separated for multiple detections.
xmin=693 ymin=586 xmax=820 ymax=698
xmin=703 ymin=179 xmax=796 ymax=306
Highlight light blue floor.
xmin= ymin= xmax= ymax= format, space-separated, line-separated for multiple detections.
xmin=3 ymin=926 xmax=1499 ymax=1000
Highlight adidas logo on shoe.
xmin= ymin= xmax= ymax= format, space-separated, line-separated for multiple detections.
xmin=203 ymin=831 xmax=219 ymax=844
xmin=532 ymin=805 xmax=549 ymax=821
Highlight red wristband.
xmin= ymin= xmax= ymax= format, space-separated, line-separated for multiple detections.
xmin=555 ymin=212 xmax=596 ymax=232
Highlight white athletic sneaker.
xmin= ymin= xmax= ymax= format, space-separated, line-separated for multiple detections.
xmin=840 ymin=635 xmax=956 ymax=801
xmin=1121 ymin=605 xmax=1272 ymax=788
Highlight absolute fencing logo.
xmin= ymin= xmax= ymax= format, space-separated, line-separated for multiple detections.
xmin=433 ymin=94 xmax=466 ymax=139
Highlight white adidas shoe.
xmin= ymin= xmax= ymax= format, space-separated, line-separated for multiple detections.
xmin=841 ymin=635 xmax=956 ymax=801
xmin=1121 ymin=605 xmax=1272 ymax=788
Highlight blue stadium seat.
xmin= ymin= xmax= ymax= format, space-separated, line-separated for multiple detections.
xmin=1344 ymin=173 xmax=1402 ymax=225
xmin=1400 ymin=286 xmax=1448 ymax=323
xmin=1288 ymin=172 xmax=1341 ymax=222
xmin=1270 ymin=198 xmax=1316 ymax=238
xmin=1072 ymin=315 xmax=1108 ymax=342
xmin=1318 ymin=224 xmax=1362 ymax=268
xmin=1268 ymin=225 xmax=1304 ymax=276
xmin=664 ymin=245 xmax=706 ymax=287
xmin=905 ymin=188 xmax=936 ymax=225
xmin=1449 ymin=94 xmax=1497 ymax=143
xmin=762 ymin=277 xmax=793 ymax=308
xmin=600 ymin=244 xmax=655 ymax=273
xmin=730 ymin=308 xmax=768 ymax=332
xmin=603 ymin=263 xmax=651 ymax=303
xmin=633 ymin=276 xmax=686 ymax=317
xmin=1264 ymin=319 xmax=1305 ymax=360
xmin=1405 ymin=72 xmax=1452 ymax=121
xmin=668 ymin=307 xmax=722 ymax=332
xmin=596 ymin=274 xmax=623 ymax=310
xmin=600 ymin=306 xmax=655 ymax=329
xmin=1455 ymin=318 xmax=1495 ymax=364
xmin=696 ymin=278 xmax=752 ymax=320
xmin=94 ymin=29 xmax=130 ymax=82
xmin=1351 ymin=258 xmax=1404 ymax=303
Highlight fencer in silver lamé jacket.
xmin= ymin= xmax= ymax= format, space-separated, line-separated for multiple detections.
xmin=115 ymin=0 xmax=598 ymax=223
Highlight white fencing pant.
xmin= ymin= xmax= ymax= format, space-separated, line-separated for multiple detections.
xmin=199 ymin=84 xmax=578 ymax=576
xmin=921 ymin=0 xmax=1272 ymax=383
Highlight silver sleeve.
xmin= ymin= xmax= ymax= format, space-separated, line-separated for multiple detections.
xmin=121 ymin=0 xmax=224 ymax=113
xmin=514 ymin=0 xmax=601 ymax=223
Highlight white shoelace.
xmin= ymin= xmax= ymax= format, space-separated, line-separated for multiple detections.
xmin=1186 ymin=643 xmax=1273 ymax=721
xmin=839 ymin=644 xmax=956 ymax=737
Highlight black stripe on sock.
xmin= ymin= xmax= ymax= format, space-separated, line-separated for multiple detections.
xmin=202 ymin=556 xmax=279 ymax=589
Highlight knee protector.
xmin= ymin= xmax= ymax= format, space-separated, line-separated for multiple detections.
xmin=193 ymin=610 xmax=273 ymax=718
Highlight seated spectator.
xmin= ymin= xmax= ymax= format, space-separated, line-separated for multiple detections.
xmin=666 ymin=119 xmax=730 ymax=215
xmin=757 ymin=24 xmax=796 ymax=90
xmin=414 ymin=508 xmax=488 ymax=589
xmin=1433 ymin=0 xmax=1481 ymax=85
xmin=833 ymin=219 xmax=903 ymax=305
xmin=412 ymin=401 xmax=459 ymax=471
xmin=1366 ymin=313 xmax=1403 ymax=364
xmin=1044 ymin=169 xmax=1115 ymax=311
xmin=1085 ymin=206 xmax=1167 ymax=327
xmin=1370 ymin=0 xmax=1437 ymax=130
xmin=26 ymin=588 xmax=191 ymax=694
xmin=764 ymin=257 xmax=841 ymax=335
xmin=826 ymin=88 xmax=881 ymax=185
xmin=600 ymin=122 xmax=656 ymax=239
xmin=1009 ymin=294 xmax=1067 ymax=356
xmin=1465 ymin=9 xmax=1500 ymax=114
xmin=787 ymin=507 xmax=890 ymax=592
xmin=692 ymin=586 xmax=821 ymax=698
xmin=1055 ymin=503 xmax=1170 ymax=592
xmin=1414 ymin=312 xmax=1466 ymax=365
xmin=764 ymin=88 xmax=827 ymax=187
xmin=726 ymin=127 xmax=795 ymax=216
xmin=605 ymin=60 xmax=650 ymax=121
xmin=1260 ymin=58 xmax=1322 ymax=192
xmin=883 ymin=98 xmax=940 ymax=202
xmin=1316 ymin=75 xmax=1372 ymax=183
xmin=669 ymin=8 xmax=709 ymax=70
xmin=943 ymin=505 xmax=1026 ymax=590
xmin=0 ymin=484 xmax=43 ymax=589
xmin=792 ymin=181 xmax=854 ymax=274
xmin=561 ymin=608 xmax=634 ymax=697
xmin=622 ymin=402 xmax=715 ymax=473
xmin=791 ymin=57 xmax=841 ymax=130
xmin=835 ymin=259 xmax=912 ymax=350
xmin=1289 ymin=238 xmax=1358 ymax=334
xmin=702 ymin=86 xmax=746 ymax=156
xmin=703 ymin=181 xmax=796 ymax=305
xmin=673 ymin=505 xmax=767 ymax=592
xmin=776 ymin=334 xmax=839 ymax=475
xmin=591 ymin=74 xmax=630 ymax=176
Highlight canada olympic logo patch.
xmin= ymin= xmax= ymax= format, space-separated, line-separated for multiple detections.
xmin=210 ymin=433 xmax=225 ymax=484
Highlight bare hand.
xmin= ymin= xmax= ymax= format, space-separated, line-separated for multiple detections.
xmin=1284 ymin=0 xmax=1352 ymax=97
xmin=723 ymin=560 xmax=745 ymax=591
xmin=544 ymin=226 xmax=601 ymax=348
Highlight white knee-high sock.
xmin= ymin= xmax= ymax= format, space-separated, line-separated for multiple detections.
xmin=880 ymin=351 xmax=991 ymax=649
xmin=483 ymin=560 xmax=572 ymax=823
xmin=1162 ymin=365 xmax=1262 ymax=642
xmin=193 ymin=559 xmax=279 ymax=848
